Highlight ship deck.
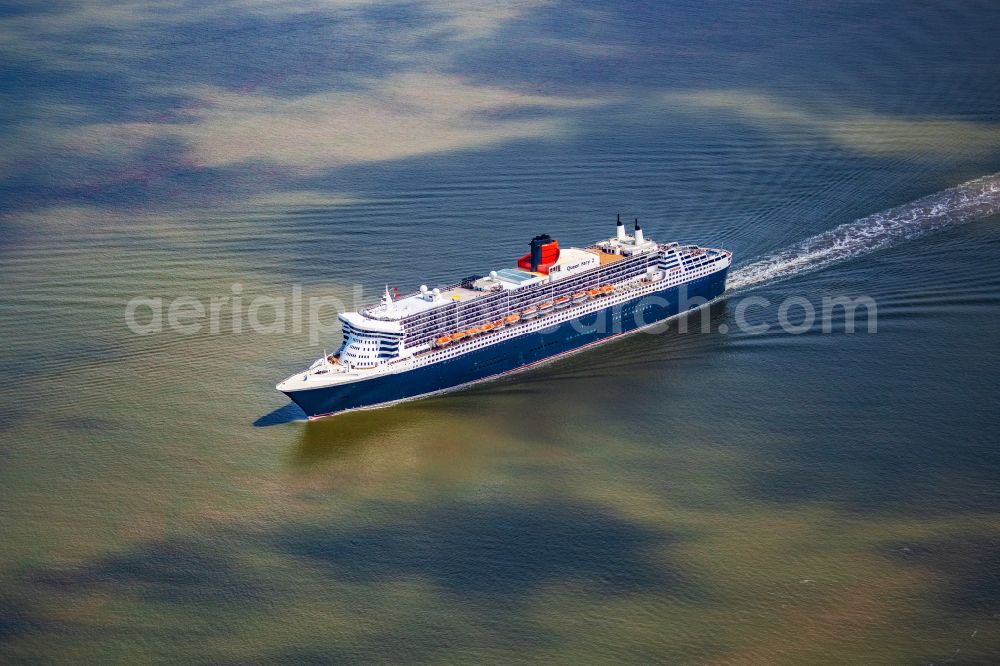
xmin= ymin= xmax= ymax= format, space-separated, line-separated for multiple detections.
xmin=378 ymin=285 xmax=482 ymax=319
xmin=368 ymin=244 xmax=649 ymax=321
xmin=585 ymin=247 xmax=627 ymax=265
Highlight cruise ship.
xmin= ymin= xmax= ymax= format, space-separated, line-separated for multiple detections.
xmin=277 ymin=217 xmax=732 ymax=418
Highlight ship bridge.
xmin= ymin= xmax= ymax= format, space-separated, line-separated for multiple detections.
xmin=337 ymin=310 xmax=404 ymax=368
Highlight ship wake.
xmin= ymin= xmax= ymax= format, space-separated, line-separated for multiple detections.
xmin=728 ymin=173 xmax=1000 ymax=292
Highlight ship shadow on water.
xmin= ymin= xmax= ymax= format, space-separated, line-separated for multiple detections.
xmin=253 ymin=402 xmax=307 ymax=427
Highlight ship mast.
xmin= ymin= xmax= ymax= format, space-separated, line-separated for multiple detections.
xmin=382 ymin=285 xmax=396 ymax=315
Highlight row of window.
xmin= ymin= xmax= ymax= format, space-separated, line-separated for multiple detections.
xmin=388 ymin=262 xmax=726 ymax=368
xmin=399 ymin=252 xmax=660 ymax=347
xmin=403 ymin=276 xmax=688 ymax=367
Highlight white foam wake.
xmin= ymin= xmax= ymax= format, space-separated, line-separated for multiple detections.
xmin=728 ymin=173 xmax=1000 ymax=291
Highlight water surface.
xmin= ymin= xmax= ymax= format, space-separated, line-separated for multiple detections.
xmin=2 ymin=1 xmax=1000 ymax=662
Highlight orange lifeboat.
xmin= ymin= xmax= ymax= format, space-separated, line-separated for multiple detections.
xmin=493 ymin=319 xmax=504 ymax=328
xmin=522 ymin=307 xmax=539 ymax=320
xmin=505 ymin=314 xmax=520 ymax=325
xmin=554 ymin=295 xmax=571 ymax=308
xmin=600 ymin=285 xmax=614 ymax=295
xmin=481 ymin=323 xmax=495 ymax=333
xmin=450 ymin=331 xmax=467 ymax=341
xmin=466 ymin=327 xmax=481 ymax=336
xmin=538 ymin=301 xmax=553 ymax=312
xmin=572 ymin=291 xmax=588 ymax=303
xmin=586 ymin=288 xmax=600 ymax=298
xmin=435 ymin=336 xmax=452 ymax=346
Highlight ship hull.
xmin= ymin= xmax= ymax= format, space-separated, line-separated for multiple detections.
xmin=283 ymin=268 xmax=727 ymax=418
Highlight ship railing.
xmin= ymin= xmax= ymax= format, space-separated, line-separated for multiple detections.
xmin=406 ymin=279 xmax=664 ymax=361
xmin=408 ymin=265 xmax=723 ymax=360
xmin=361 ymin=281 xmax=467 ymax=320
xmin=374 ymin=254 xmax=657 ymax=343
xmin=364 ymin=251 xmax=658 ymax=322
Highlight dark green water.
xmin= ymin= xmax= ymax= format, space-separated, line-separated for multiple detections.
xmin=2 ymin=1 xmax=1000 ymax=662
